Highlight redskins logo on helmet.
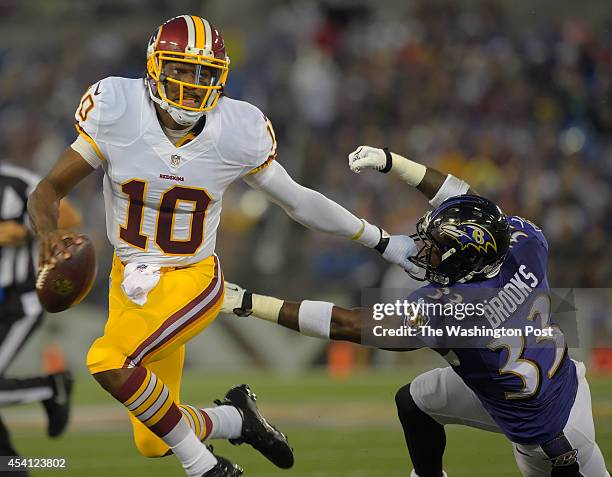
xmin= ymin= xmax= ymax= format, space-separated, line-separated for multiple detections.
xmin=146 ymin=15 xmax=230 ymax=125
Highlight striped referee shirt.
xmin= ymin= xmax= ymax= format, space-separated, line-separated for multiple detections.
xmin=0 ymin=163 xmax=41 ymax=320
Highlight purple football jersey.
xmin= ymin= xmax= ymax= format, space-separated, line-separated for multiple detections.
xmin=408 ymin=216 xmax=577 ymax=445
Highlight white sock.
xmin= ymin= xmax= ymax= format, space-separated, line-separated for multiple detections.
xmin=410 ymin=471 xmax=448 ymax=477
xmin=202 ymin=405 xmax=243 ymax=440
xmin=168 ymin=418 xmax=217 ymax=476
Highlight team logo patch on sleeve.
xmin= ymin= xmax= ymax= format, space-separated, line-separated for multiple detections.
xmin=549 ymin=449 xmax=578 ymax=467
xmin=440 ymin=223 xmax=497 ymax=253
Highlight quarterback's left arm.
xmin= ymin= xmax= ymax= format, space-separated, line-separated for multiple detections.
xmin=244 ymin=161 xmax=417 ymax=271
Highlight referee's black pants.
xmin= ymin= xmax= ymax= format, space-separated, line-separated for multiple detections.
xmin=0 ymin=304 xmax=54 ymax=457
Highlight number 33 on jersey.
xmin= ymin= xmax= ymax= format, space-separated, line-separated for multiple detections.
xmin=74 ymin=76 xmax=277 ymax=266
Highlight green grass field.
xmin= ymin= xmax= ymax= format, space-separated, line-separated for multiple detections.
xmin=5 ymin=370 xmax=611 ymax=476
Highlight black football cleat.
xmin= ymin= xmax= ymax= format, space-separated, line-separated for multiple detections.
xmin=200 ymin=448 xmax=243 ymax=477
xmin=216 ymin=384 xmax=294 ymax=469
xmin=42 ymin=371 xmax=73 ymax=438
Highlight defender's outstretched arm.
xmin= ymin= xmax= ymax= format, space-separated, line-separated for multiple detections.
xmin=222 ymin=282 xmax=363 ymax=343
xmin=348 ymin=146 xmax=478 ymax=206
xmin=222 ymin=283 xmax=417 ymax=352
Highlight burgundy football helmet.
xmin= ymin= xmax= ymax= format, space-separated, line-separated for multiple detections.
xmin=146 ymin=15 xmax=230 ymax=125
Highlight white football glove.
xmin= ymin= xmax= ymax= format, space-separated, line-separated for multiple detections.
xmin=348 ymin=145 xmax=389 ymax=173
xmin=221 ymin=281 xmax=249 ymax=316
xmin=381 ymin=234 xmax=419 ymax=273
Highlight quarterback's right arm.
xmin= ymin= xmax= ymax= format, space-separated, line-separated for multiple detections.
xmin=28 ymin=80 xmax=110 ymax=266
xmin=28 ymin=147 xmax=94 ymax=265
xmin=348 ymin=146 xmax=477 ymax=207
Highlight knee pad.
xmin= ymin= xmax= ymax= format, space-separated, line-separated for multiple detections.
xmin=86 ymin=338 xmax=125 ymax=375
xmin=410 ymin=368 xmax=449 ymax=413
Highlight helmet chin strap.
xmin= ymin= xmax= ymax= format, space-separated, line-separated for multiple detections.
xmin=164 ymin=104 xmax=204 ymax=127
xmin=146 ymin=79 xmax=204 ymax=127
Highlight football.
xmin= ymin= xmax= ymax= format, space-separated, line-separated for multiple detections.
xmin=36 ymin=234 xmax=97 ymax=313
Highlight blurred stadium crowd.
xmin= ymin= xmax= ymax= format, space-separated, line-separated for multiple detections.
xmin=0 ymin=1 xmax=610 ymax=333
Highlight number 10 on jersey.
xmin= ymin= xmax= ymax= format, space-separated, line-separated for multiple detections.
xmin=119 ymin=179 xmax=212 ymax=255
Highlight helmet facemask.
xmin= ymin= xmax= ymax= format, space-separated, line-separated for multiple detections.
xmin=408 ymin=214 xmax=454 ymax=286
xmin=147 ymin=51 xmax=229 ymax=113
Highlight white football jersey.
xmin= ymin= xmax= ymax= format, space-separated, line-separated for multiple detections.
xmin=74 ymin=77 xmax=276 ymax=266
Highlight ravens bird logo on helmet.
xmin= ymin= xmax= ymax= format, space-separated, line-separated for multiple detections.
xmin=440 ymin=223 xmax=498 ymax=254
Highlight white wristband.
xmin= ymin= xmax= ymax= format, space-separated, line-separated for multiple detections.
xmin=390 ymin=153 xmax=427 ymax=186
xmin=298 ymin=300 xmax=334 ymax=339
xmin=429 ymin=174 xmax=470 ymax=208
xmin=251 ymin=294 xmax=284 ymax=323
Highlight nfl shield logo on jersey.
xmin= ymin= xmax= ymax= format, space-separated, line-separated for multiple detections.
xmin=170 ymin=154 xmax=181 ymax=168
